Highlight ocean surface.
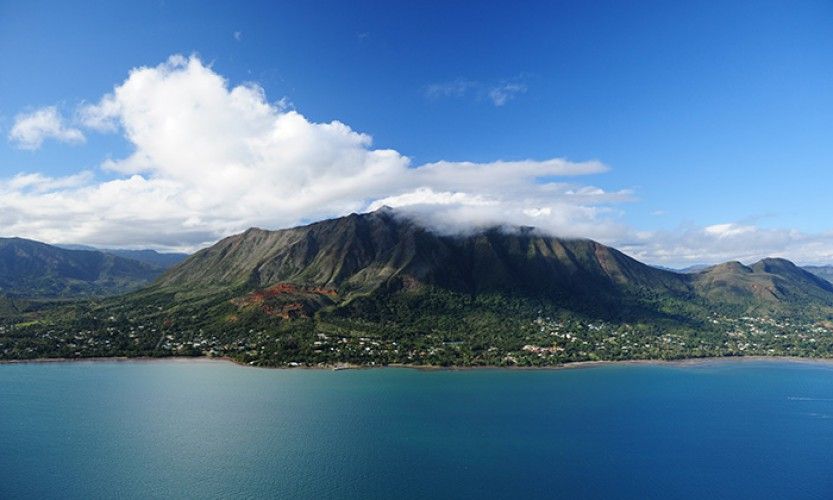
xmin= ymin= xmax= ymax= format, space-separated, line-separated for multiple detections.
xmin=2 ymin=359 xmax=833 ymax=499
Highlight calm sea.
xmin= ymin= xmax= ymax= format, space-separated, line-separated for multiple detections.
xmin=2 ymin=359 xmax=833 ymax=499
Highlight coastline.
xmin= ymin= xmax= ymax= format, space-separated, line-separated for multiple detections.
xmin=0 ymin=356 xmax=234 ymax=366
xmin=4 ymin=354 xmax=833 ymax=371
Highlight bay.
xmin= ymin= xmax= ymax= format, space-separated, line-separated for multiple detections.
xmin=2 ymin=359 xmax=833 ymax=499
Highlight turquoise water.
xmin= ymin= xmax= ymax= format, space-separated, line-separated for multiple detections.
xmin=2 ymin=359 xmax=833 ymax=499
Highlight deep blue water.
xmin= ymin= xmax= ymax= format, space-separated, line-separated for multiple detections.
xmin=2 ymin=359 xmax=833 ymax=499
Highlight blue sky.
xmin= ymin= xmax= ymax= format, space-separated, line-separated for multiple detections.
xmin=1 ymin=1 xmax=832 ymax=265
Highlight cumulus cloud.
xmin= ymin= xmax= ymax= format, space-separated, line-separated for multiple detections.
xmin=8 ymin=106 xmax=85 ymax=150
xmin=6 ymin=55 xmax=829 ymax=265
xmin=1 ymin=55 xmax=625 ymax=251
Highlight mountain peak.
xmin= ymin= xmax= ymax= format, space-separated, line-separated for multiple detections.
xmin=751 ymin=257 xmax=797 ymax=270
xmin=704 ymin=261 xmax=753 ymax=274
xmin=156 ymin=209 xmax=690 ymax=302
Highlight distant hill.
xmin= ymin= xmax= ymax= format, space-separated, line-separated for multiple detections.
xmin=0 ymin=238 xmax=167 ymax=298
xmin=653 ymin=264 xmax=711 ymax=274
xmin=804 ymin=265 xmax=833 ymax=285
xmin=691 ymin=260 xmax=833 ymax=309
xmin=678 ymin=264 xmax=711 ymax=274
xmin=675 ymin=261 xmax=833 ymax=283
xmin=57 ymin=245 xmax=188 ymax=269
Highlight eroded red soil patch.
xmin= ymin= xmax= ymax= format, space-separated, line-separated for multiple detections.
xmin=231 ymin=283 xmax=338 ymax=319
xmin=247 ymin=283 xmax=337 ymax=302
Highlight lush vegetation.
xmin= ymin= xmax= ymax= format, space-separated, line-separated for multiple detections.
xmin=3 ymin=282 xmax=833 ymax=368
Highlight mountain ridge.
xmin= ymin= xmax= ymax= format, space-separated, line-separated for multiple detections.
xmin=57 ymin=244 xmax=188 ymax=269
xmin=155 ymin=210 xmax=693 ymax=305
xmin=156 ymin=209 xmax=832 ymax=309
xmin=0 ymin=237 xmax=168 ymax=298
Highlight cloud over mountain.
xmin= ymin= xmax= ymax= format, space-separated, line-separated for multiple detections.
xmin=1 ymin=55 xmax=625 ymax=251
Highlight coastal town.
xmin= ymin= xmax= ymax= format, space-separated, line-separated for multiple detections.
xmin=4 ymin=311 xmax=833 ymax=368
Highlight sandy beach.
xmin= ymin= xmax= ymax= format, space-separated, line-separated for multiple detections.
xmin=4 ymin=354 xmax=833 ymax=371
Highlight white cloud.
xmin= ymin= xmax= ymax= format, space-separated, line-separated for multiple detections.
xmin=1 ymin=55 xmax=624 ymax=251
xmin=77 ymin=97 xmax=120 ymax=132
xmin=424 ymin=78 xmax=527 ymax=107
xmin=703 ymin=223 xmax=756 ymax=238
xmin=365 ymin=158 xmax=629 ymax=238
xmin=2 ymin=171 xmax=94 ymax=193
xmin=369 ymin=188 xmax=495 ymax=209
xmin=488 ymin=82 xmax=526 ymax=106
xmin=8 ymin=106 xmax=85 ymax=150
xmin=6 ymin=55 xmax=830 ymax=266
xmin=620 ymin=223 xmax=833 ymax=267
xmin=424 ymin=79 xmax=476 ymax=99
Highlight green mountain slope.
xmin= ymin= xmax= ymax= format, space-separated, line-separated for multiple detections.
xmin=0 ymin=238 xmax=167 ymax=298
xmin=804 ymin=265 xmax=833 ymax=285
xmin=691 ymin=259 xmax=833 ymax=310
xmin=157 ymin=209 xmax=691 ymax=304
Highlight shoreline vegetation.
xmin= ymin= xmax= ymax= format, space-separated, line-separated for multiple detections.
xmin=4 ymin=354 xmax=833 ymax=371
